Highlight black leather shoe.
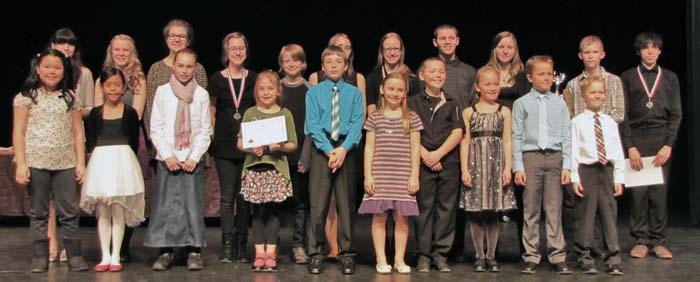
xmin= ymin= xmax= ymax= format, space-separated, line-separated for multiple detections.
xmin=120 ymin=249 xmax=132 ymax=263
xmin=416 ymin=256 xmax=430 ymax=273
xmin=607 ymin=264 xmax=624 ymax=276
xmin=340 ymin=256 xmax=355 ymax=275
xmin=580 ymin=263 xmax=598 ymax=274
xmin=554 ymin=262 xmax=572 ymax=275
xmin=486 ymin=258 xmax=500 ymax=272
xmin=521 ymin=261 xmax=537 ymax=274
xmin=30 ymin=257 xmax=49 ymax=273
xmin=307 ymin=257 xmax=323 ymax=274
xmin=474 ymin=258 xmax=486 ymax=272
xmin=434 ymin=256 xmax=451 ymax=272
xmin=67 ymin=256 xmax=88 ymax=272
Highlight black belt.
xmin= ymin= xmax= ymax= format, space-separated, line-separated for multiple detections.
xmin=580 ymin=162 xmax=613 ymax=168
xmin=471 ymin=131 xmax=501 ymax=138
xmin=523 ymin=149 xmax=560 ymax=154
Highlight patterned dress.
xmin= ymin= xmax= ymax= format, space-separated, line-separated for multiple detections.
xmin=461 ymin=105 xmax=516 ymax=212
xmin=358 ymin=111 xmax=423 ymax=216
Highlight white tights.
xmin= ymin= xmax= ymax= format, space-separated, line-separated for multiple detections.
xmin=97 ymin=204 xmax=126 ymax=265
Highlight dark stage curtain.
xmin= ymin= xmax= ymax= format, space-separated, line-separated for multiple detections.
xmin=687 ymin=0 xmax=700 ymax=225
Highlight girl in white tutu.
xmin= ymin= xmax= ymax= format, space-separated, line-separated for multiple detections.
xmin=80 ymin=67 xmax=145 ymax=272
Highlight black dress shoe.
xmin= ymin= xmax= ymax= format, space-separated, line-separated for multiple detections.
xmin=434 ymin=256 xmax=451 ymax=272
xmin=486 ymin=258 xmax=500 ymax=272
xmin=521 ymin=261 xmax=537 ymax=274
xmin=579 ymin=263 xmax=598 ymax=274
xmin=120 ymin=249 xmax=132 ymax=263
xmin=474 ymin=258 xmax=486 ymax=272
xmin=30 ymin=257 xmax=49 ymax=273
xmin=340 ymin=256 xmax=355 ymax=275
xmin=554 ymin=262 xmax=572 ymax=275
xmin=308 ymin=257 xmax=323 ymax=274
xmin=607 ymin=264 xmax=624 ymax=276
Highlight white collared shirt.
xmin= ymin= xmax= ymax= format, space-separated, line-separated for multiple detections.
xmin=150 ymin=83 xmax=212 ymax=162
xmin=570 ymin=110 xmax=625 ymax=184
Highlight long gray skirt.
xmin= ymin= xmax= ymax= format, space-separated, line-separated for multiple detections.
xmin=143 ymin=161 xmax=206 ymax=248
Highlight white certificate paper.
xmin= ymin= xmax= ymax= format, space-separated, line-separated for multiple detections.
xmin=624 ymin=156 xmax=664 ymax=188
xmin=240 ymin=116 xmax=288 ymax=149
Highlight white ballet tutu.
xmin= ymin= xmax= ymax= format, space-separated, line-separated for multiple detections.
xmin=80 ymin=145 xmax=145 ymax=227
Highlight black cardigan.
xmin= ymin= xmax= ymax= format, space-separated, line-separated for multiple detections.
xmin=85 ymin=104 xmax=140 ymax=154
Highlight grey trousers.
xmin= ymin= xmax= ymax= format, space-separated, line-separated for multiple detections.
xmin=306 ymin=144 xmax=357 ymax=258
xmin=415 ymin=163 xmax=460 ymax=259
xmin=629 ymin=130 xmax=670 ymax=247
xmin=573 ymin=163 xmax=622 ymax=266
xmin=28 ymin=168 xmax=80 ymax=242
xmin=521 ymin=151 xmax=566 ymax=264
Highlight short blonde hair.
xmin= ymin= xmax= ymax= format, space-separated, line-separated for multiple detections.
xmin=579 ymin=35 xmax=604 ymax=51
xmin=321 ymin=45 xmax=346 ymax=63
xmin=525 ymin=55 xmax=553 ymax=75
xmin=255 ymin=70 xmax=283 ymax=106
xmin=579 ymin=75 xmax=606 ymax=95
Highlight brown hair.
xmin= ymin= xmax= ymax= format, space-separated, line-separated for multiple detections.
xmin=525 ymin=55 xmax=554 ymax=75
xmin=486 ymin=31 xmax=524 ymax=85
xmin=278 ymin=43 xmax=307 ymax=76
xmin=378 ymin=72 xmax=411 ymax=134
xmin=162 ymin=19 xmax=193 ymax=45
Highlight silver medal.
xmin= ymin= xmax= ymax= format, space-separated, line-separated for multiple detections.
xmin=646 ymin=101 xmax=653 ymax=109
xmin=234 ymin=112 xmax=241 ymax=120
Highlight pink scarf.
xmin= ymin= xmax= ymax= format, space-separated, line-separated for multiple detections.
xmin=169 ymin=75 xmax=197 ymax=150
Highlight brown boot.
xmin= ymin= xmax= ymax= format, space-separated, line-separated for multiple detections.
xmin=653 ymin=245 xmax=673 ymax=259
xmin=630 ymin=244 xmax=648 ymax=258
xmin=64 ymin=239 xmax=88 ymax=271
xmin=30 ymin=240 xmax=49 ymax=273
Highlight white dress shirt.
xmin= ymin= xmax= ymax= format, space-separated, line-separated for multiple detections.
xmin=150 ymin=83 xmax=212 ymax=162
xmin=570 ymin=110 xmax=625 ymax=184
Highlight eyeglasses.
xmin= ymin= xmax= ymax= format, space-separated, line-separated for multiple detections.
xmin=167 ymin=33 xmax=188 ymax=40
xmin=383 ymin=47 xmax=402 ymax=53
xmin=335 ymin=45 xmax=352 ymax=51
xmin=227 ymin=46 xmax=247 ymax=52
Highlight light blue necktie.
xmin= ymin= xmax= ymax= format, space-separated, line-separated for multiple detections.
xmin=538 ymin=95 xmax=548 ymax=150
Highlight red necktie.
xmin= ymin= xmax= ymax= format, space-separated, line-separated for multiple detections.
xmin=594 ymin=114 xmax=608 ymax=165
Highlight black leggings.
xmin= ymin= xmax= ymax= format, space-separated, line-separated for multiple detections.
xmin=252 ymin=203 xmax=281 ymax=245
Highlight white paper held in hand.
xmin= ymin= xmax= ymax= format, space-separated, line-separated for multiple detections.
xmin=624 ymin=156 xmax=664 ymax=188
xmin=240 ymin=115 xmax=288 ymax=149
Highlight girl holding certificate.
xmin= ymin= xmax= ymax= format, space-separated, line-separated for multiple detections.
xmin=238 ymin=71 xmax=297 ymax=272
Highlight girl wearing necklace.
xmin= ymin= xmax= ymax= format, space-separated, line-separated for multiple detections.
xmin=366 ymin=32 xmax=422 ymax=115
xmin=207 ymin=32 xmax=258 ymax=264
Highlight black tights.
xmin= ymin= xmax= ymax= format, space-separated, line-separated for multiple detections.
xmin=252 ymin=203 xmax=281 ymax=245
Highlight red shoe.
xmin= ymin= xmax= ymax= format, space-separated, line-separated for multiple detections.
xmin=94 ymin=264 xmax=110 ymax=272
xmin=252 ymin=253 xmax=265 ymax=271
xmin=109 ymin=264 xmax=123 ymax=272
xmin=264 ymin=253 xmax=277 ymax=272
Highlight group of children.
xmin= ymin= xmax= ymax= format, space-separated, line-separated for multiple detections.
xmin=12 ymin=21 xmax=681 ymax=277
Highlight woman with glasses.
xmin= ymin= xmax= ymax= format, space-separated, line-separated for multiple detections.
xmin=144 ymin=19 xmax=208 ymax=150
xmin=207 ymin=32 xmax=258 ymax=264
xmin=366 ymin=32 xmax=421 ymax=115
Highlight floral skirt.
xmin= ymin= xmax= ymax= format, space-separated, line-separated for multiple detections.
xmin=240 ymin=168 xmax=292 ymax=204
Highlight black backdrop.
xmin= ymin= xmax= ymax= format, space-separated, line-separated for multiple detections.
xmin=1 ymin=0 xmax=694 ymax=218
